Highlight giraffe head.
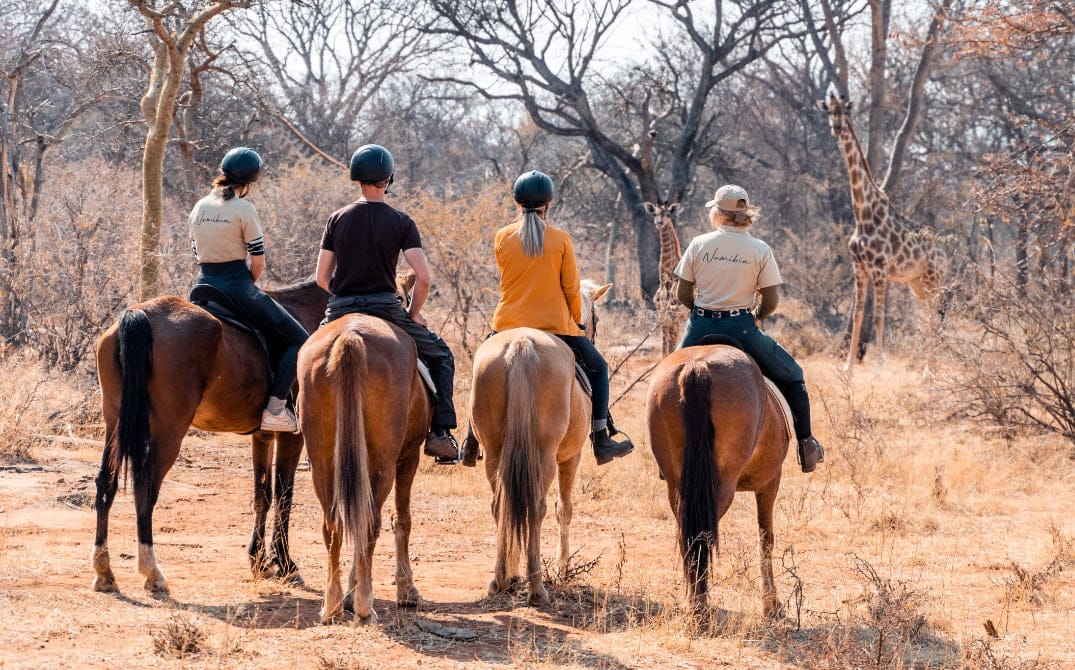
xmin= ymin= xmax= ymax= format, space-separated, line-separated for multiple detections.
xmin=643 ymin=200 xmax=680 ymax=231
xmin=818 ymin=92 xmax=852 ymax=136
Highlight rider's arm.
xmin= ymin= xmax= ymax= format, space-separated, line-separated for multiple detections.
xmin=249 ymin=254 xmax=265 ymax=282
xmin=757 ymin=285 xmax=780 ymax=319
xmin=402 ymin=247 xmax=432 ymax=321
xmin=315 ymin=249 xmax=336 ymax=293
xmin=676 ymin=278 xmax=695 ymax=309
xmin=560 ymin=236 xmax=583 ymax=325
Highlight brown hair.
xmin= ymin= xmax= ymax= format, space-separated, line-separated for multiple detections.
xmin=212 ymin=174 xmax=239 ymax=200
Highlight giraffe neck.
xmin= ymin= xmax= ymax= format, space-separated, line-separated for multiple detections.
xmin=836 ymin=122 xmax=889 ymax=230
xmin=656 ymin=221 xmax=682 ymax=276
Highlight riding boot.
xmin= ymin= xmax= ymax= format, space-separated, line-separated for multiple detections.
xmin=592 ymin=429 xmax=634 ymax=466
xmin=606 ymin=411 xmax=620 ymax=437
xmin=796 ymin=435 xmax=825 ymax=473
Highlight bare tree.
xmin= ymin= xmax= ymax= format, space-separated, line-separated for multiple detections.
xmin=235 ymin=0 xmax=440 ymax=163
xmin=425 ymin=0 xmax=800 ymax=299
xmin=127 ymin=0 xmax=251 ymax=301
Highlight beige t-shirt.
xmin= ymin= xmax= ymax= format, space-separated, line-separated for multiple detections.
xmin=674 ymin=225 xmax=781 ymax=311
xmin=188 ymin=192 xmax=265 ymax=263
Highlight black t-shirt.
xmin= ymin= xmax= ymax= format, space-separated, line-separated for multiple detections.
xmin=320 ymin=201 xmax=422 ymax=296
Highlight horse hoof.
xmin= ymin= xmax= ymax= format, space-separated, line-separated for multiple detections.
xmin=356 ymin=609 xmax=379 ymax=626
xmin=319 ymin=607 xmax=343 ymax=625
xmin=92 ymin=575 xmax=118 ymax=593
xmin=528 ymin=588 xmax=550 ymax=607
xmin=397 ymin=585 xmax=420 ymax=608
xmin=487 ymin=579 xmax=503 ymax=596
xmin=143 ymin=578 xmax=170 ymax=596
xmin=279 ymin=570 xmax=304 ymax=587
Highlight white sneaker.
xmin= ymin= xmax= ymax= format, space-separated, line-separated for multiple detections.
xmin=261 ymin=407 xmax=299 ymax=433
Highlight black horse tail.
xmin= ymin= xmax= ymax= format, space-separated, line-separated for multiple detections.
xmin=328 ymin=329 xmax=373 ymax=548
xmin=497 ymin=335 xmax=543 ymax=565
xmin=678 ymin=361 xmax=719 ymax=603
xmin=112 ymin=309 xmax=154 ymax=513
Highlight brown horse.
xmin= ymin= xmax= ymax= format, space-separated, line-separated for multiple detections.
xmin=470 ymin=281 xmax=610 ymax=605
xmin=646 ymin=339 xmax=790 ymax=617
xmin=297 ymin=313 xmax=431 ymax=624
xmin=92 ymin=280 xmax=327 ymax=595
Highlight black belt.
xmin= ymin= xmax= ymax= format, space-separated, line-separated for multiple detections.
xmin=198 ymin=260 xmax=248 ymax=276
xmin=693 ymin=307 xmax=752 ymax=319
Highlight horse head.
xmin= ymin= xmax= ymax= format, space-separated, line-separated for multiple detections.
xmin=579 ymin=279 xmax=612 ymax=343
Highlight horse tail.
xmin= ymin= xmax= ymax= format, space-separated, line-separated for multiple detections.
xmin=327 ymin=330 xmax=373 ymax=548
xmin=497 ymin=336 xmax=543 ymax=563
xmin=111 ymin=308 xmax=154 ymax=511
xmin=678 ymin=361 xmax=719 ymax=601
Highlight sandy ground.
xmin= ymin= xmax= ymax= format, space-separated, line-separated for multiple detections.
xmin=1 ymin=355 xmax=1073 ymax=669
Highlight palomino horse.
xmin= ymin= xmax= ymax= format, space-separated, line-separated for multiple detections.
xmin=470 ymin=280 xmax=611 ymax=605
xmin=92 ymin=280 xmax=327 ymax=594
xmin=646 ymin=338 xmax=790 ymax=617
xmin=297 ymin=313 xmax=431 ymax=624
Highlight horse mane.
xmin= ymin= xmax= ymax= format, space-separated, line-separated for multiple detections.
xmin=579 ymin=278 xmax=599 ymax=328
xmin=265 ymin=277 xmax=321 ymax=302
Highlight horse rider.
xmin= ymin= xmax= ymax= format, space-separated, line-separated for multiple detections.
xmin=315 ymin=144 xmax=460 ymax=463
xmin=673 ymin=184 xmax=825 ymax=473
xmin=475 ymin=170 xmax=635 ymax=466
xmin=187 ymin=147 xmax=310 ymax=433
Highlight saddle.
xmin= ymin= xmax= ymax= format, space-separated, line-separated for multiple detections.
xmin=695 ymin=334 xmax=794 ymax=443
xmin=189 ymin=284 xmax=277 ymax=383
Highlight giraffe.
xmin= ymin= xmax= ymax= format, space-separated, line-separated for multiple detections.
xmin=643 ymin=200 xmax=683 ymax=356
xmin=818 ymin=92 xmax=946 ymax=368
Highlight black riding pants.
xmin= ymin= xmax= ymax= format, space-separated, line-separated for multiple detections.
xmin=197 ymin=261 xmax=309 ymax=401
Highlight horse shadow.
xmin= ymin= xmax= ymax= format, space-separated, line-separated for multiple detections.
xmin=181 ymin=581 xmax=661 ymax=667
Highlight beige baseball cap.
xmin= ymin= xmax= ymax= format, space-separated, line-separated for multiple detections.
xmin=705 ymin=184 xmax=754 ymax=212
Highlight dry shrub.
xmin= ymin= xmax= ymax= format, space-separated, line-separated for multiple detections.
xmin=0 ymin=352 xmax=94 ymax=462
xmin=963 ymin=637 xmax=1058 ymax=670
xmin=847 ymin=559 xmax=933 ymax=666
xmin=395 ymin=183 xmax=512 ymax=356
xmin=934 ymin=271 xmax=1074 ymax=446
xmin=16 ymin=158 xmax=139 ymax=371
xmin=151 ymin=613 xmax=206 ymax=658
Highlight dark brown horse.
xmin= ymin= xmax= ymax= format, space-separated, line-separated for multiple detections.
xmin=470 ymin=281 xmax=610 ymax=605
xmin=646 ymin=340 xmax=791 ymax=617
xmin=92 ymin=280 xmax=327 ymax=594
xmin=297 ymin=314 xmax=431 ymax=624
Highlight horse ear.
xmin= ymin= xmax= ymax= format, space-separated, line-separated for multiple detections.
xmin=592 ymin=283 xmax=613 ymax=302
xmin=643 ymin=202 xmax=656 ymax=215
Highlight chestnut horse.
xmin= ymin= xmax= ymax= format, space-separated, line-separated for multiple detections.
xmin=646 ymin=339 xmax=790 ymax=617
xmin=297 ymin=313 xmax=431 ymax=624
xmin=470 ymin=280 xmax=610 ymax=605
xmin=92 ymin=280 xmax=327 ymax=595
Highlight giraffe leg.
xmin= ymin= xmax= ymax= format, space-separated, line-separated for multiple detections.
xmin=847 ymin=265 xmax=870 ymax=369
xmin=872 ymin=277 xmax=888 ymax=353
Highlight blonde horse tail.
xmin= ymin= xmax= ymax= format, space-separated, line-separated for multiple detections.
xmin=678 ymin=362 xmax=718 ymax=602
xmin=498 ymin=336 xmax=543 ymax=563
xmin=327 ymin=330 xmax=373 ymax=549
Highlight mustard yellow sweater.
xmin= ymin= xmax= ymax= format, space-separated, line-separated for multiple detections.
xmin=491 ymin=221 xmax=583 ymax=336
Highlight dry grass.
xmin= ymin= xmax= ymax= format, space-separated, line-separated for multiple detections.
xmin=0 ymin=312 xmax=1072 ymax=668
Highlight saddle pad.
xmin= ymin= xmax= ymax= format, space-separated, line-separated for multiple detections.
xmin=416 ymin=360 xmax=436 ymax=395
xmin=574 ymin=362 xmax=592 ymax=397
xmin=763 ymin=377 xmax=794 ymax=443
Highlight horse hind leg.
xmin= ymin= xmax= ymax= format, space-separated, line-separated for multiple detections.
xmin=248 ymin=431 xmax=275 ymax=579
xmin=526 ymin=494 xmax=550 ymax=606
xmin=92 ymin=438 xmax=120 ymax=593
xmin=392 ymin=443 xmax=421 ymax=608
xmin=755 ymin=483 xmax=783 ymax=619
xmin=136 ymin=433 xmax=184 ymax=595
xmin=268 ymin=432 xmax=304 ymax=585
